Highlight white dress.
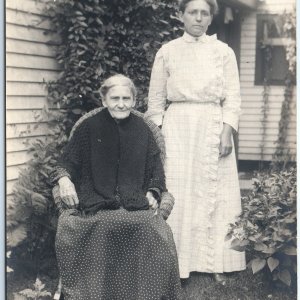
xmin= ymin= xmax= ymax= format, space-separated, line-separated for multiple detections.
xmin=147 ymin=32 xmax=246 ymax=278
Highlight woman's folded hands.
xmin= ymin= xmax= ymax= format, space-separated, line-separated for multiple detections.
xmin=57 ymin=177 xmax=161 ymax=211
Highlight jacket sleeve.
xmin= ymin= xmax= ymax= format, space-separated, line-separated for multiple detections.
xmin=50 ymin=121 xmax=88 ymax=185
xmin=146 ymin=47 xmax=168 ymax=127
xmin=222 ymin=46 xmax=242 ymax=131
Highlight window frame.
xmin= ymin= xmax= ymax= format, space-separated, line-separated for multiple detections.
xmin=255 ymin=13 xmax=290 ymax=86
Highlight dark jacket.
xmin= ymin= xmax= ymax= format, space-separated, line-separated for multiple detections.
xmin=52 ymin=108 xmax=166 ymax=214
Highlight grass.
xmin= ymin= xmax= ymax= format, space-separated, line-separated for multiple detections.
xmin=8 ymin=266 xmax=297 ymax=300
xmin=181 ymin=268 xmax=296 ymax=300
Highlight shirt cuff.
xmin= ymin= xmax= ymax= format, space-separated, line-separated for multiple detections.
xmin=50 ymin=167 xmax=71 ymax=185
xmin=223 ymin=113 xmax=239 ymax=132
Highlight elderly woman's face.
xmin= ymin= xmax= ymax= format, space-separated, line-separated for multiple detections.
xmin=103 ymin=85 xmax=135 ymax=120
xmin=180 ymin=0 xmax=212 ymax=37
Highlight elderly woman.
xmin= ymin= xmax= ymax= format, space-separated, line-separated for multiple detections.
xmin=146 ymin=0 xmax=245 ymax=283
xmin=51 ymin=74 xmax=182 ymax=299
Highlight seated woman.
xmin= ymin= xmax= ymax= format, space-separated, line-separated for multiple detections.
xmin=50 ymin=74 xmax=182 ymax=300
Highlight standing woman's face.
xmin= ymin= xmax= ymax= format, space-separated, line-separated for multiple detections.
xmin=180 ymin=0 xmax=212 ymax=37
xmin=103 ymin=85 xmax=136 ymax=120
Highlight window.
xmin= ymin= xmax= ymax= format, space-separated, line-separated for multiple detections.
xmin=255 ymin=14 xmax=289 ymax=85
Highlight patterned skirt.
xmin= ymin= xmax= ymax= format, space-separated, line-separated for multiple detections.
xmin=163 ymin=102 xmax=246 ymax=278
xmin=56 ymin=208 xmax=182 ymax=300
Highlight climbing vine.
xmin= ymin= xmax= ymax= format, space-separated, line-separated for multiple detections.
xmin=259 ymin=44 xmax=272 ymax=168
xmin=272 ymin=8 xmax=296 ymax=169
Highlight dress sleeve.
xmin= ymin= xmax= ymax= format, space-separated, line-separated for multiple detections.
xmin=147 ymin=47 xmax=168 ymax=127
xmin=222 ymin=46 xmax=242 ymax=131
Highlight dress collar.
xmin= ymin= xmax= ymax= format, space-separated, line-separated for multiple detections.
xmin=182 ymin=32 xmax=217 ymax=43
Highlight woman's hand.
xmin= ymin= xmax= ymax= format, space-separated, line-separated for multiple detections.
xmin=146 ymin=191 xmax=159 ymax=210
xmin=219 ymin=123 xmax=233 ymax=158
xmin=58 ymin=176 xmax=79 ymax=208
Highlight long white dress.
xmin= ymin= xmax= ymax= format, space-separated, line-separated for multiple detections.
xmin=146 ymin=32 xmax=246 ymax=278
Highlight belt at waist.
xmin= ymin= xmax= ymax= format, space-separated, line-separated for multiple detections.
xmin=168 ymin=99 xmax=221 ymax=106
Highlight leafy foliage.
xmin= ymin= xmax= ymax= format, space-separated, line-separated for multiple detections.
xmin=45 ymin=0 xmax=181 ymax=128
xmin=227 ymin=168 xmax=297 ymax=287
xmin=283 ymin=8 xmax=296 ymax=76
xmin=17 ymin=278 xmax=51 ymax=300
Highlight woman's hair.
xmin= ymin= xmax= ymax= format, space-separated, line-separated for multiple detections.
xmin=178 ymin=0 xmax=219 ymax=15
xmin=99 ymin=74 xmax=137 ymax=100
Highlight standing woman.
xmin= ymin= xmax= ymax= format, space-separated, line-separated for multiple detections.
xmin=146 ymin=0 xmax=245 ymax=282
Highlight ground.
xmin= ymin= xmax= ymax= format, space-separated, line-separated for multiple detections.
xmin=7 ymin=268 xmax=297 ymax=300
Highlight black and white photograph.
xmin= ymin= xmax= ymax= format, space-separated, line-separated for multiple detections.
xmin=6 ymin=0 xmax=297 ymax=299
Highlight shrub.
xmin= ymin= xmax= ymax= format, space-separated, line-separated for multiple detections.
xmin=227 ymin=167 xmax=297 ymax=287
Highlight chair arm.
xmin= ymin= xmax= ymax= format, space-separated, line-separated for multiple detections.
xmin=158 ymin=192 xmax=175 ymax=220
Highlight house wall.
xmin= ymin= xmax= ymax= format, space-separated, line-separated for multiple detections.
xmin=6 ymin=0 xmax=60 ymax=196
xmin=238 ymin=0 xmax=296 ymax=161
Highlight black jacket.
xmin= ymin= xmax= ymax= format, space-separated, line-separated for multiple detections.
xmin=53 ymin=109 xmax=166 ymax=214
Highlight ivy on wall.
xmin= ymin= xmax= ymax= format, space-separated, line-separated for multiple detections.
xmin=272 ymin=8 xmax=296 ymax=169
xmin=259 ymin=44 xmax=272 ymax=167
xmin=258 ymin=8 xmax=296 ymax=169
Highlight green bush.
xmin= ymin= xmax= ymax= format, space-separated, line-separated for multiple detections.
xmin=227 ymin=168 xmax=297 ymax=287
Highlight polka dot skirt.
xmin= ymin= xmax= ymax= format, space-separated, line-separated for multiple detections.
xmin=56 ymin=208 xmax=183 ymax=300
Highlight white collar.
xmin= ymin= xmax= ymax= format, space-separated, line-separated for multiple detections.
xmin=182 ymin=32 xmax=217 ymax=43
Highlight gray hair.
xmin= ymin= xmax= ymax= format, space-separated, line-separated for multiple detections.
xmin=99 ymin=74 xmax=137 ymax=100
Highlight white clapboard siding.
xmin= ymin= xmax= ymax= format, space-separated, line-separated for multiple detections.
xmin=7 ymin=68 xmax=59 ymax=82
xmin=6 ymin=0 xmax=60 ymax=197
xmin=6 ymin=96 xmax=48 ymax=109
xmin=7 ymin=122 xmax=50 ymax=139
xmin=7 ymin=109 xmax=50 ymax=125
xmin=7 ymin=136 xmax=48 ymax=152
xmin=6 ymin=8 xmax=52 ymax=30
xmin=7 ymin=151 xmax=32 ymax=167
xmin=239 ymin=126 xmax=293 ymax=136
xmin=239 ymin=121 xmax=296 ymax=130
xmin=7 ymin=180 xmax=18 ymax=196
xmin=6 ymin=23 xmax=59 ymax=44
xmin=239 ymin=134 xmax=295 ymax=142
xmin=7 ymin=39 xmax=56 ymax=57
xmin=7 ymin=165 xmax=25 ymax=181
xmin=239 ymin=153 xmax=273 ymax=160
xmin=7 ymin=82 xmax=48 ymax=96
xmin=238 ymin=3 xmax=296 ymax=161
xmin=258 ymin=0 xmax=295 ymax=12
xmin=7 ymin=53 xmax=60 ymax=70
xmin=7 ymin=0 xmax=48 ymax=15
